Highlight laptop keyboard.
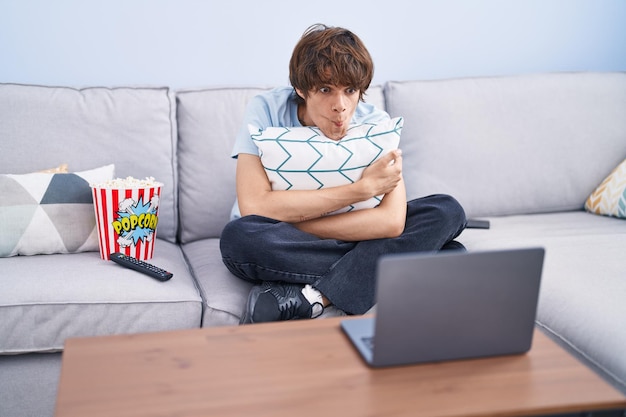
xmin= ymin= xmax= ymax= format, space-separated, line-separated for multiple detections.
xmin=361 ymin=336 xmax=374 ymax=352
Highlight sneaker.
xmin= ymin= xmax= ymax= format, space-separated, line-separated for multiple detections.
xmin=239 ymin=282 xmax=323 ymax=324
xmin=440 ymin=240 xmax=466 ymax=252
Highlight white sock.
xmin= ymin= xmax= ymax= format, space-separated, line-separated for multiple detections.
xmin=301 ymin=284 xmax=324 ymax=318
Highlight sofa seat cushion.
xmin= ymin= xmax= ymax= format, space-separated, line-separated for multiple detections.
xmin=0 ymin=240 xmax=201 ymax=354
xmin=182 ymin=238 xmax=254 ymax=326
xmin=459 ymin=211 xmax=626 ymax=391
xmin=182 ymin=238 xmax=348 ymax=327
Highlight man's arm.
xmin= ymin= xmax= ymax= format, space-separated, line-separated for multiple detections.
xmin=294 ymin=177 xmax=407 ymax=241
xmin=236 ymin=150 xmax=404 ymax=232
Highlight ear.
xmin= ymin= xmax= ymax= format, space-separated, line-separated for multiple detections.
xmin=295 ymin=88 xmax=306 ymax=100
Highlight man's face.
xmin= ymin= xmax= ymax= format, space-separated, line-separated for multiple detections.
xmin=297 ymin=85 xmax=360 ymax=140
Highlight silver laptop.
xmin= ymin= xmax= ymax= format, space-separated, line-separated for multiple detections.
xmin=341 ymin=247 xmax=545 ymax=367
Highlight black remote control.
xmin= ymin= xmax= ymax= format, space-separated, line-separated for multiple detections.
xmin=466 ymin=219 xmax=491 ymax=229
xmin=109 ymin=252 xmax=173 ymax=281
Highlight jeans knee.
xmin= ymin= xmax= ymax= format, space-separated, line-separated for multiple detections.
xmin=220 ymin=218 xmax=251 ymax=259
xmin=410 ymin=194 xmax=466 ymax=233
xmin=219 ymin=221 xmax=235 ymax=254
xmin=220 ymin=217 xmax=239 ymax=241
xmin=220 ymin=215 xmax=278 ymax=259
xmin=438 ymin=194 xmax=466 ymax=227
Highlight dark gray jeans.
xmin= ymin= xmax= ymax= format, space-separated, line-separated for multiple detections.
xmin=220 ymin=194 xmax=467 ymax=314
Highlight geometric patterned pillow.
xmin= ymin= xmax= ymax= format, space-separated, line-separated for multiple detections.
xmin=0 ymin=164 xmax=115 ymax=257
xmin=250 ymin=117 xmax=403 ymax=214
xmin=585 ymin=158 xmax=626 ymax=219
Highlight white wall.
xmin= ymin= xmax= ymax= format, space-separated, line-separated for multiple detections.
xmin=1 ymin=0 xmax=625 ymax=88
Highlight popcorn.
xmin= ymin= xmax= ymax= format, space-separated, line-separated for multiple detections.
xmin=90 ymin=176 xmax=163 ymax=260
xmin=91 ymin=176 xmax=162 ymax=189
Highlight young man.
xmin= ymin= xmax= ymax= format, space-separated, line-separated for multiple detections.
xmin=220 ymin=24 xmax=466 ymax=324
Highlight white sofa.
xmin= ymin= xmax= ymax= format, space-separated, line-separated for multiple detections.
xmin=1 ymin=72 xmax=625 ymax=417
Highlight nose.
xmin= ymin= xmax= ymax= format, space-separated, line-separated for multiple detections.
xmin=332 ymin=95 xmax=347 ymax=113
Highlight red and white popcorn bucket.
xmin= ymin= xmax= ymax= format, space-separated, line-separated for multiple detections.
xmin=91 ymin=177 xmax=162 ymax=260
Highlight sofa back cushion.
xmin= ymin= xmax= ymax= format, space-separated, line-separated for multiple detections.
xmin=384 ymin=73 xmax=626 ymax=217
xmin=175 ymin=85 xmax=386 ymax=242
xmin=176 ymin=87 xmax=271 ymax=243
xmin=0 ymin=84 xmax=179 ymax=242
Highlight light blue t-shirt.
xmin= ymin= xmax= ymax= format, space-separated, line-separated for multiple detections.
xmin=230 ymin=86 xmax=390 ymax=219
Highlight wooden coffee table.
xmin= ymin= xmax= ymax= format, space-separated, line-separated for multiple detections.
xmin=55 ymin=316 xmax=626 ymax=417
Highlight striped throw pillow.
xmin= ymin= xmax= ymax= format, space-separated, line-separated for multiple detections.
xmin=585 ymin=158 xmax=626 ymax=219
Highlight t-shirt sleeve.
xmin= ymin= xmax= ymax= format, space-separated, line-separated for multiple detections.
xmin=231 ymin=95 xmax=272 ymax=158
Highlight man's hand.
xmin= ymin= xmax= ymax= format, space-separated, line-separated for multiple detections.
xmin=359 ymin=149 xmax=403 ymax=196
xmin=294 ymin=150 xmax=407 ymax=241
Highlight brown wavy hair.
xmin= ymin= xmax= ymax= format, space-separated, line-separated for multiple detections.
xmin=289 ymin=24 xmax=374 ymax=104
